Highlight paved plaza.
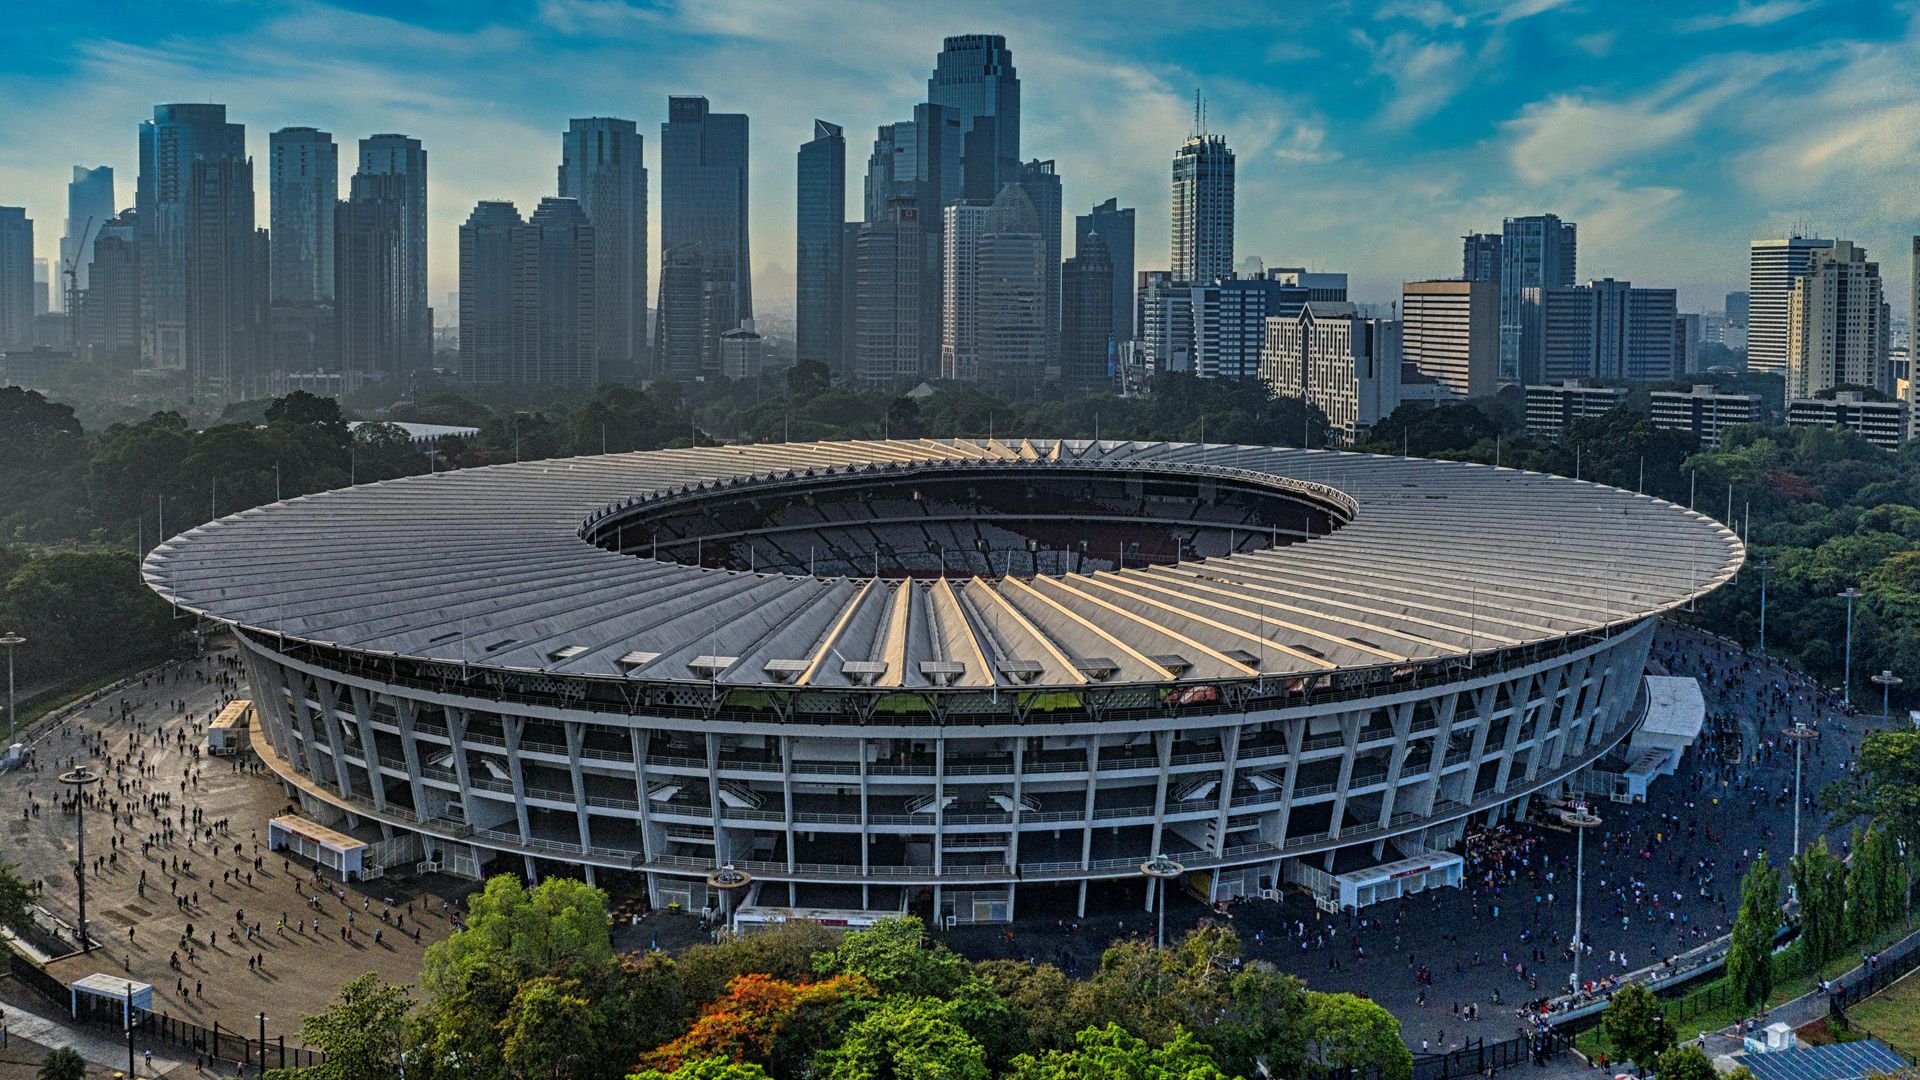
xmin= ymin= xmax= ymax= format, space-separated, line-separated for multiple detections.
xmin=0 ymin=644 xmax=473 ymax=1054
xmin=0 ymin=622 xmax=1897 ymax=1064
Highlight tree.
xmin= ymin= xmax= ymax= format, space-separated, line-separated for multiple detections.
xmin=500 ymin=977 xmax=603 ymax=1080
xmin=1726 ymin=855 xmax=1782 ymax=1007
xmin=1303 ymin=992 xmax=1413 ymax=1080
xmin=1076 ymin=924 xmax=1243 ymax=1044
xmin=675 ymin=922 xmax=844 ymax=1008
xmin=1791 ymin=838 xmax=1850 ymax=967
xmin=971 ymin=960 xmax=1088 ymax=1057
xmin=1847 ymin=825 xmax=1906 ymax=938
xmin=1829 ymin=731 xmax=1920 ymax=848
xmin=638 ymin=973 xmax=873 ymax=1073
xmin=1601 ymin=983 xmax=1674 ymax=1072
xmin=1654 ymin=1045 xmax=1717 ymax=1080
xmin=630 ymin=1061 xmax=771 ymax=1080
xmin=813 ymin=996 xmax=988 ymax=1080
xmin=422 ymin=876 xmax=617 ymax=996
xmin=812 ymin=916 xmax=969 ymax=999
xmin=1003 ymin=1023 xmax=1227 ymax=1080
xmin=0 ymin=859 xmax=32 ymax=932
xmin=1207 ymin=966 xmax=1310 ymax=1080
xmin=36 ymin=1047 xmax=85 ymax=1080
xmin=262 ymin=972 xmax=414 ymax=1080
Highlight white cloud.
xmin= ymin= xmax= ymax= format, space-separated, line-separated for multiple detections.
xmin=1679 ymin=0 xmax=1820 ymax=32
xmin=1354 ymin=31 xmax=1471 ymax=127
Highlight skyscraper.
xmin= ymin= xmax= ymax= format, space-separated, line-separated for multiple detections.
xmin=356 ymin=134 xmax=429 ymax=371
xmin=518 ymin=198 xmax=597 ymax=386
xmin=940 ymin=200 xmax=989 ymax=381
xmin=1787 ymin=240 xmax=1888 ymax=399
xmin=658 ymin=96 xmax=751 ymax=381
xmin=1261 ymin=303 xmax=1401 ymax=445
xmin=75 ymin=210 xmax=140 ymax=366
xmin=460 ymin=201 xmax=524 ymax=384
xmin=1076 ymin=198 xmax=1135 ymax=343
xmin=1539 ymin=279 xmax=1678 ymax=383
xmin=0 ymin=208 xmax=31 ymax=348
xmin=927 ymin=34 xmax=1020 ymax=202
xmin=1495 ymin=214 xmax=1577 ymax=384
xmin=335 ymin=172 xmax=408 ymax=387
xmin=974 ymin=184 xmax=1047 ymax=391
xmin=269 ymin=128 xmax=338 ymax=303
xmin=559 ymin=117 xmax=647 ymax=380
xmin=62 ymin=166 xmax=114 ymax=309
xmin=1172 ymin=127 xmax=1234 ymax=284
xmin=864 ymin=105 xmax=958 ymax=224
xmin=855 ymin=202 xmax=927 ymax=389
xmin=654 ymin=244 xmax=710 ymax=382
xmin=1461 ymin=232 xmax=1500 ymax=284
xmin=1061 ymin=231 xmax=1114 ymax=394
xmin=796 ymin=120 xmax=847 ymax=372
xmin=1748 ymin=236 xmax=1834 ymax=376
xmin=137 ymin=104 xmax=257 ymax=385
xmin=1014 ymin=160 xmax=1061 ymax=355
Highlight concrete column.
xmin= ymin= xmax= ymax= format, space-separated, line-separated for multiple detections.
xmin=858 ymin=737 xmax=870 ymax=877
xmin=313 ymin=678 xmax=356 ymax=801
xmin=285 ymin=672 xmax=327 ymax=784
xmin=395 ymin=699 xmax=429 ymax=823
xmin=780 ymin=734 xmax=797 ymax=874
xmin=705 ymin=733 xmax=727 ymax=863
xmin=1146 ymin=729 xmax=1174 ymax=860
xmin=1371 ymin=701 xmax=1417 ymax=857
xmin=502 ymin=715 xmax=534 ymax=844
xmin=564 ymin=721 xmax=594 ymax=853
xmin=1415 ymin=693 xmax=1461 ymax=818
xmin=446 ymin=708 xmax=480 ymax=833
xmin=933 ymin=736 xmax=947 ymax=877
xmin=1080 ymin=738 xmax=1101 ymax=871
xmin=1272 ymin=718 xmax=1303 ymax=848
xmin=348 ymin=686 xmax=387 ymax=814
xmin=1490 ymin=673 xmax=1536 ymax=794
xmin=1008 ymin=736 xmax=1027 ymax=877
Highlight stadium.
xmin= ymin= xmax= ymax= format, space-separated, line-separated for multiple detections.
xmin=142 ymin=439 xmax=1742 ymax=925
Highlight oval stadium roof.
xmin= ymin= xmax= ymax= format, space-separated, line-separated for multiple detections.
xmin=142 ymin=439 xmax=1745 ymax=692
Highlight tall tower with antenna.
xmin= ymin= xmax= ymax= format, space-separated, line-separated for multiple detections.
xmin=1172 ymin=91 xmax=1233 ymax=283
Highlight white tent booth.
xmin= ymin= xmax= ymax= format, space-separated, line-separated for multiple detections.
xmin=70 ymin=973 xmax=152 ymax=1024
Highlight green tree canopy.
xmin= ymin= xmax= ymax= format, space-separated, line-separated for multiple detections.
xmin=262 ymin=972 xmax=415 ymax=1080
xmin=1601 ymin=982 xmax=1675 ymax=1070
xmin=1002 ymin=1023 xmax=1227 ymax=1080
xmin=813 ymin=996 xmax=988 ymax=1080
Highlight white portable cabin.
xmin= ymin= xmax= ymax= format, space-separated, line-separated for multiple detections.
xmin=731 ymin=906 xmax=890 ymax=934
xmin=70 ymin=973 xmax=152 ymax=1024
xmin=205 ymin=699 xmax=253 ymax=755
xmin=268 ymin=815 xmax=367 ymax=881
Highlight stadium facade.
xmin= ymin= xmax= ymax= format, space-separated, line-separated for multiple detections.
xmin=143 ymin=440 xmax=1742 ymax=922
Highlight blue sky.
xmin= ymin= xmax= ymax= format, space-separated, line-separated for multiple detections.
xmin=4 ymin=0 xmax=1917 ymax=316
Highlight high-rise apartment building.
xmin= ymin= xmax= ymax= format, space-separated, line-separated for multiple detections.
xmin=75 ymin=210 xmax=140 ymax=365
xmin=939 ymin=200 xmax=989 ymax=382
xmin=659 ymin=97 xmax=751 ymax=381
xmin=797 ymin=121 xmax=847 ymax=372
xmin=269 ymin=128 xmax=337 ymax=303
xmin=1189 ymin=276 xmax=1315 ymax=381
xmin=335 ymin=173 xmax=409 ymax=388
xmin=1261 ymin=302 xmax=1401 ymax=445
xmin=1650 ymin=385 xmax=1763 ymax=447
xmin=1461 ymin=232 xmax=1501 ymax=284
xmin=1401 ymin=279 xmax=1497 ymax=399
xmin=559 ymin=117 xmax=647 ymax=380
xmin=137 ymin=104 xmax=259 ymax=387
xmin=1786 ymin=240 xmax=1888 ymax=399
xmin=0 ymin=209 xmax=31 ymax=349
xmin=1061 ymin=233 xmax=1114 ymax=393
xmin=1494 ymin=214 xmax=1576 ymax=384
xmin=1724 ymin=291 xmax=1749 ymax=326
xmin=1524 ymin=379 xmax=1627 ymax=439
xmin=356 ymin=134 xmax=429 ymax=372
xmin=62 ymin=166 xmax=115 ymax=309
xmin=927 ymin=34 xmax=1019 ymax=202
xmin=1171 ymin=130 xmax=1234 ymax=284
xmin=459 ymin=201 xmax=523 ymax=384
xmin=1748 ymin=237 xmax=1833 ymax=376
xmin=718 ymin=319 xmax=766 ymax=380
xmin=1540 ymin=279 xmax=1678 ymax=383
xmin=854 ymin=202 xmax=927 ymax=389
xmin=1076 ymin=198 xmax=1135 ymax=343
xmin=1014 ymin=159 xmax=1061 ymax=355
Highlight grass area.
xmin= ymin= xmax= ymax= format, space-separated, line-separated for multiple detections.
xmin=1841 ymin=965 xmax=1920 ymax=1060
xmin=1576 ymin=922 xmax=1917 ymax=1061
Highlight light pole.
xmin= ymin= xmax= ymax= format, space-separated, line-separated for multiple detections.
xmin=0 ymin=632 xmax=22 ymax=745
xmin=705 ymin=864 xmax=752 ymax=935
xmin=1140 ymin=854 xmax=1185 ymax=950
xmin=1871 ymin=670 xmax=1901 ymax=719
xmin=59 ymin=765 xmax=102 ymax=952
xmin=126 ymin=981 xmax=135 ymax=1078
xmin=1754 ymin=560 xmax=1770 ymax=656
xmin=258 ymin=1011 xmax=268 ymax=1072
xmin=1838 ymin=588 xmax=1861 ymax=705
xmin=1783 ymin=721 xmax=1818 ymax=902
xmin=1561 ymin=801 xmax=1602 ymax=993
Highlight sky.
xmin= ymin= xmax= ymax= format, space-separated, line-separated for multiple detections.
xmin=4 ymin=0 xmax=1919 ymax=318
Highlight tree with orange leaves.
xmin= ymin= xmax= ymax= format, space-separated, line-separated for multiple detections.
xmin=637 ymin=972 xmax=875 ymax=1074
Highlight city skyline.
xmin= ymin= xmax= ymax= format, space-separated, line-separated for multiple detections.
xmin=4 ymin=1 xmax=1914 ymax=318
